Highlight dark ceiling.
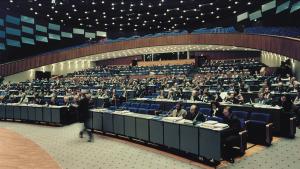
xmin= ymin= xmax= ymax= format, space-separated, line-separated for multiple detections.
xmin=0 ymin=0 xmax=300 ymax=64
xmin=2 ymin=0 xmax=300 ymax=36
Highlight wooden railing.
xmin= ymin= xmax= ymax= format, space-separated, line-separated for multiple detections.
xmin=1 ymin=33 xmax=300 ymax=76
xmin=138 ymin=59 xmax=195 ymax=66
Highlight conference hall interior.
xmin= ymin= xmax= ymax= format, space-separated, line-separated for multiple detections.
xmin=1 ymin=0 xmax=300 ymax=169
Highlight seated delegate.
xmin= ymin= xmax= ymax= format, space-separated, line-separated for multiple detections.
xmin=185 ymin=105 xmax=205 ymax=122
xmin=168 ymin=102 xmax=187 ymax=118
xmin=210 ymin=101 xmax=223 ymax=117
xmin=222 ymin=106 xmax=242 ymax=163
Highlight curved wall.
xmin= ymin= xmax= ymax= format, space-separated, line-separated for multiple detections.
xmin=1 ymin=33 xmax=300 ymax=77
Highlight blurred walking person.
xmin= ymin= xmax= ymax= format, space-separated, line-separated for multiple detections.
xmin=78 ymin=92 xmax=93 ymax=142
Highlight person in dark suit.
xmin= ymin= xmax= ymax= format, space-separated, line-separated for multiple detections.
xmin=233 ymin=91 xmax=244 ymax=105
xmin=274 ymin=82 xmax=286 ymax=93
xmin=185 ymin=105 xmax=205 ymax=123
xmin=213 ymin=92 xmax=223 ymax=102
xmin=49 ymin=95 xmax=59 ymax=106
xmin=275 ymin=95 xmax=294 ymax=112
xmin=254 ymin=92 xmax=266 ymax=104
xmin=222 ymin=106 xmax=242 ymax=163
xmin=190 ymin=90 xmax=200 ymax=101
xmin=275 ymin=95 xmax=297 ymax=134
xmin=210 ymin=101 xmax=223 ymax=117
xmin=78 ymin=92 xmax=93 ymax=142
xmin=33 ymin=93 xmax=46 ymax=105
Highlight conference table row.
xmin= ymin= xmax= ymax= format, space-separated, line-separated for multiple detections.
xmin=130 ymin=98 xmax=295 ymax=136
xmin=0 ymin=103 xmax=229 ymax=162
xmin=90 ymin=109 xmax=231 ymax=162
xmin=0 ymin=103 xmax=77 ymax=125
xmin=160 ymin=90 xmax=298 ymax=103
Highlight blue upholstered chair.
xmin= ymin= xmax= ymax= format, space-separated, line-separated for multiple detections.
xmin=199 ymin=108 xmax=212 ymax=117
xmin=137 ymin=103 xmax=150 ymax=114
xmin=128 ymin=103 xmax=140 ymax=113
xmin=246 ymin=112 xmax=273 ymax=146
xmin=232 ymin=111 xmax=249 ymax=129
xmin=119 ymin=102 xmax=131 ymax=110
xmin=148 ymin=104 xmax=161 ymax=115
xmin=207 ymin=116 xmax=224 ymax=123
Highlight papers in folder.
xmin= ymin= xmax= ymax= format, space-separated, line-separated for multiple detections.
xmin=198 ymin=120 xmax=229 ymax=131
xmin=162 ymin=117 xmax=183 ymax=122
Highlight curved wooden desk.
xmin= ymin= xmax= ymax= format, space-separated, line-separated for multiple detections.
xmin=0 ymin=128 xmax=60 ymax=169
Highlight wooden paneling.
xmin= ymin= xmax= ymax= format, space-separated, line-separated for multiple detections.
xmin=96 ymin=55 xmax=142 ymax=66
xmin=138 ymin=59 xmax=195 ymax=67
xmin=1 ymin=33 xmax=300 ymax=76
xmin=193 ymin=51 xmax=261 ymax=60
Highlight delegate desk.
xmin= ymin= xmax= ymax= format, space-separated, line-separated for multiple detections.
xmin=90 ymin=109 xmax=228 ymax=162
xmin=131 ymin=98 xmax=287 ymax=135
xmin=0 ymin=104 xmax=73 ymax=125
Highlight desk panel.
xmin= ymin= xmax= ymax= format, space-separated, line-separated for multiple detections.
xmin=6 ymin=105 xmax=14 ymax=119
xmin=163 ymin=122 xmax=180 ymax=149
xmin=20 ymin=106 xmax=28 ymax=120
xmin=13 ymin=106 xmax=21 ymax=120
xmin=103 ymin=113 xmax=113 ymax=133
xmin=51 ymin=108 xmax=61 ymax=123
xmin=149 ymin=119 xmax=164 ymax=145
xmin=113 ymin=114 xmax=125 ymax=135
xmin=180 ymin=124 xmax=199 ymax=155
xmin=92 ymin=112 xmax=103 ymax=131
xmin=0 ymin=104 xmax=5 ymax=119
xmin=124 ymin=116 xmax=136 ymax=138
xmin=199 ymin=128 xmax=222 ymax=161
xmin=136 ymin=118 xmax=149 ymax=141
xmin=43 ymin=107 xmax=52 ymax=122
xmin=35 ymin=107 xmax=43 ymax=121
xmin=28 ymin=107 xmax=36 ymax=121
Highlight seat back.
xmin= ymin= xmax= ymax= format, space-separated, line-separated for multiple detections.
xmin=150 ymin=104 xmax=160 ymax=110
xmin=121 ymin=102 xmax=131 ymax=108
xmin=130 ymin=103 xmax=140 ymax=108
xmin=232 ymin=111 xmax=249 ymax=120
xmin=57 ymin=98 xmax=65 ymax=106
xmin=207 ymin=116 xmax=224 ymax=123
xmin=199 ymin=108 xmax=212 ymax=116
xmin=140 ymin=103 xmax=150 ymax=109
xmin=250 ymin=112 xmax=271 ymax=123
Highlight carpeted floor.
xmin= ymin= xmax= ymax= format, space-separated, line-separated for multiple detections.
xmin=0 ymin=121 xmax=299 ymax=169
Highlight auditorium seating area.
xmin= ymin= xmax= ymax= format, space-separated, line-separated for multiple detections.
xmin=1 ymin=51 xmax=300 ymax=168
xmin=69 ymin=64 xmax=193 ymax=77
xmin=2 ymin=0 xmax=300 ymax=168
xmin=197 ymin=58 xmax=264 ymax=73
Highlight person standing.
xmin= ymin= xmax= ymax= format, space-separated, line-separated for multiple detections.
xmin=78 ymin=92 xmax=93 ymax=142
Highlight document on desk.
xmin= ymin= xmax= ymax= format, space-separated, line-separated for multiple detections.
xmin=198 ymin=121 xmax=229 ymax=130
xmin=162 ymin=117 xmax=183 ymax=122
xmin=176 ymin=119 xmax=193 ymax=125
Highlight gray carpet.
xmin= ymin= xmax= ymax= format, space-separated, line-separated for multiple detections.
xmin=0 ymin=121 xmax=299 ymax=169
xmin=225 ymin=129 xmax=300 ymax=169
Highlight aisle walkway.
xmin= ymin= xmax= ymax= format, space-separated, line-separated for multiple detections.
xmin=0 ymin=128 xmax=60 ymax=169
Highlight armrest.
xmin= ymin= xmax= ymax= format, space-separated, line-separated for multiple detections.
xmin=266 ymin=123 xmax=273 ymax=128
xmin=290 ymin=117 xmax=297 ymax=137
xmin=239 ymin=130 xmax=247 ymax=136
xmin=244 ymin=120 xmax=250 ymax=125
xmin=239 ymin=130 xmax=247 ymax=154
xmin=265 ymin=123 xmax=273 ymax=146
